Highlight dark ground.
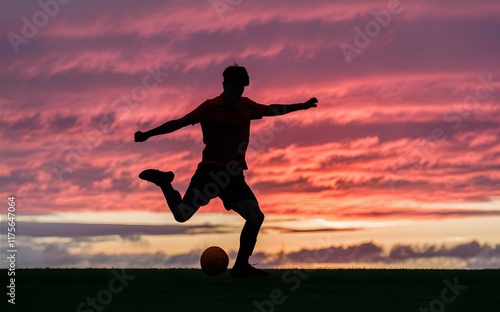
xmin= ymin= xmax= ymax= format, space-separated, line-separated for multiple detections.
xmin=1 ymin=268 xmax=499 ymax=312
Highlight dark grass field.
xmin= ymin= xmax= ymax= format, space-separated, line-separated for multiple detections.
xmin=1 ymin=269 xmax=499 ymax=312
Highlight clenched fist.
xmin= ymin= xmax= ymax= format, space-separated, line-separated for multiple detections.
xmin=304 ymin=97 xmax=318 ymax=108
xmin=134 ymin=131 xmax=149 ymax=142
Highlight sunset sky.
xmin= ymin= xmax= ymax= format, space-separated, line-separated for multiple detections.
xmin=1 ymin=0 xmax=499 ymax=269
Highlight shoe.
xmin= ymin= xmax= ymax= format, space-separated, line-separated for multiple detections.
xmin=139 ymin=169 xmax=174 ymax=186
xmin=231 ymin=263 xmax=270 ymax=278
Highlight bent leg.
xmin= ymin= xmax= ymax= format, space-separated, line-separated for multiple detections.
xmin=159 ymin=183 xmax=198 ymax=223
xmin=159 ymin=166 xmax=212 ymax=223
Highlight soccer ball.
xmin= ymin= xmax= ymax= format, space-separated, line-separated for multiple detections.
xmin=200 ymin=246 xmax=229 ymax=276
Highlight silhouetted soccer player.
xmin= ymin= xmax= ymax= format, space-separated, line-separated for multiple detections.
xmin=135 ymin=64 xmax=317 ymax=277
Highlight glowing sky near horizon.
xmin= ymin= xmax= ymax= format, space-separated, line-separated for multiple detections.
xmin=0 ymin=0 xmax=499 ymax=269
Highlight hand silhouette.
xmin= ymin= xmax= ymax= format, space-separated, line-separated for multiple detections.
xmin=304 ymin=97 xmax=318 ymax=108
xmin=134 ymin=131 xmax=149 ymax=142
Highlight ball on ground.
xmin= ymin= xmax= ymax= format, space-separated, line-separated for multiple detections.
xmin=200 ymin=246 xmax=229 ymax=276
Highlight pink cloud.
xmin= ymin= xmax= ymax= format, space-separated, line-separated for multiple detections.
xmin=1 ymin=0 xmax=499 ymax=223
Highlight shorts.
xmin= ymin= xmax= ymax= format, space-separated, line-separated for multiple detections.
xmin=182 ymin=163 xmax=258 ymax=211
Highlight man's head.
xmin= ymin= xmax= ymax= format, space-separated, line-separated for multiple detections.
xmin=222 ymin=64 xmax=249 ymax=104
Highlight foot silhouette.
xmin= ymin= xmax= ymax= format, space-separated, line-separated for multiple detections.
xmin=231 ymin=263 xmax=270 ymax=278
xmin=139 ymin=169 xmax=174 ymax=186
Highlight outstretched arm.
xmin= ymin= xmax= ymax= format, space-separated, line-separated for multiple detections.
xmin=134 ymin=117 xmax=191 ymax=142
xmin=263 ymin=97 xmax=318 ymax=117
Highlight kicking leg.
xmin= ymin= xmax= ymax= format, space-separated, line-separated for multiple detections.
xmin=139 ymin=168 xmax=205 ymax=223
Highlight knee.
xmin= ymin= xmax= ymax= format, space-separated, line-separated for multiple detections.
xmin=174 ymin=213 xmax=189 ymax=223
xmin=253 ymin=210 xmax=265 ymax=225
xmin=232 ymin=200 xmax=265 ymax=225
xmin=248 ymin=203 xmax=265 ymax=225
xmin=173 ymin=204 xmax=196 ymax=223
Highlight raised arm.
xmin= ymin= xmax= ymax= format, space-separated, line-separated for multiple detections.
xmin=134 ymin=117 xmax=191 ymax=142
xmin=263 ymin=97 xmax=318 ymax=117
